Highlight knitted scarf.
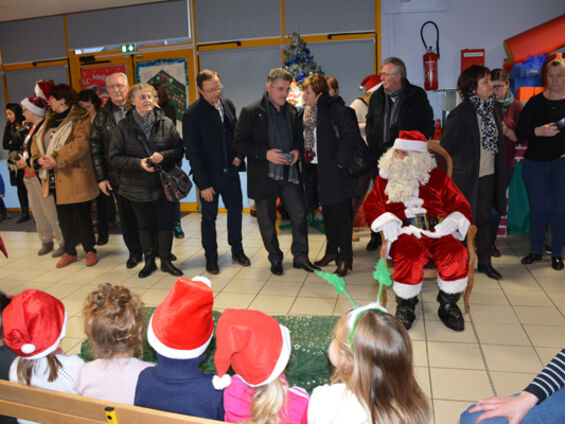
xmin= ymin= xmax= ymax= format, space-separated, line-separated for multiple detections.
xmin=497 ymin=89 xmax=514 ymax=114
xmin=303 ymin=105 xmax=317 ymax=151
xmin=467 ymin=93 xmax=498 ymax=153
xmin=133 ymin=109 xmax=155 ymax=141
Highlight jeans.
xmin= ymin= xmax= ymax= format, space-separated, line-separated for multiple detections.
xmin=522 ymin=158 xmax=565 ymax=256
xmin=460 ymin=387 xmax=565 ymax=424
xmin=255 ymin=181 xmax=308 ymax=265
xmin=200 ymin=169 xmax=243 ymax=261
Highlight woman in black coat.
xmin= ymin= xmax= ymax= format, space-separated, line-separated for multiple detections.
xmin=3 ymin=103 xmax=30 ymax=223
xmin=109 ymin=83 xmax=184 ymax=278
xmin=441 ymin=65 xmax=506 ymax=280
xmin=302 ymin=73 xmax=359 ymax=276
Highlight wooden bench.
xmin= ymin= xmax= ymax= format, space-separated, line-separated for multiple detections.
xmin=0 ymin=380 xmax=225 ymax=424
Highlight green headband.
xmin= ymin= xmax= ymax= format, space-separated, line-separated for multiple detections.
xmin=347 ymin=303 xmax=388 ymax=352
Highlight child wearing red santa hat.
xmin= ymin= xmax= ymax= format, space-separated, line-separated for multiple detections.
xmin=3 ymin=289 xmax=84 ymax=424
xmin=134 ymin=277 xmax=224 ymax=421
xmin=213 ymin=308 xmax=309 ymax=424
xmin=77 ymin=284 xmax=154 ymax=405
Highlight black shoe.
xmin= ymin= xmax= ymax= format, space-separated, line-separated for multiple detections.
xmin=206 ymin=260 xmax=220 ymax=275
xmin=271 ymin=261 xmax=283 ymax=276
xmin=161 ymin=259 xmax=183 ymax=276
xmin=126 ymin=253 xmax=142 ymax=269
xmin=232 ymin=252 xmax=251 ymax=266
xmin=437 ymin=291 xmax=465 ymax=331
xmin=174 ymin=222 xmax=184 ymax=239
xmin=552 ymin=256 xmax=564 ymax=271
xmin=477 ymin=263 xmax=502 ymax=280
xmin=545 ymin=245 xmax=552 ymax=255
xmin=96 ymin=231 xmax=109 ymax=246
xmin=293 ymin=260 xmax=321 ymax=273
xmin=521 ymin=253 xmax=542 ymax=265
xmin=169 ymin=253 xmax=177 ymax=261
xmin=395 ymin=296 xmax=419 ymax=330
xmin=490 ymin=242 xmax=501 ymax=258
xmin=366 ymin=232 xmax=381 ymax=251
xmin=138 ymin=257 xmax=157 ymax=278
xmin=16 ymin=214 xmax=30 ymax=224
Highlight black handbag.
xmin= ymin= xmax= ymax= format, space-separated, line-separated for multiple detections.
xmin=332 ymin=108 xmax=372 ymax=177
xmin=139 ymin=136 xmax=192 ymax=202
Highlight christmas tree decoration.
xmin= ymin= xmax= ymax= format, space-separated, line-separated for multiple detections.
xmin=315 ymin=270 xmax=357 ymax=308
xmin=373 ymin=258 xmax=392 ymax=306
xmin=283 ymin=32 xmax=323 ymax=83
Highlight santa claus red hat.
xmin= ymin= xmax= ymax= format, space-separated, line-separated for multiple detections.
xmin=35 ymin=80 xmax=55 ymax=101
xmin=359 ymin=74 xmax=382 ymax=92
xmin=393 ymin=130 xmax=429 ymax=153
xmin=147 ymin=277 xmax=214 ymax=359
xmin=212 ymin=309 xmax=291 ymax=390
xmin=2 ymin=289 xmax=67 ymax=360
xmin=21 ymin=96 xmax=48 ymax=117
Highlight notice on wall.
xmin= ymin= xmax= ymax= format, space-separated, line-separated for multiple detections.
xmin=80 ymin=64 xmax=128 ymax=106
xmin=136 ymin=58 xmax=189 ymax=128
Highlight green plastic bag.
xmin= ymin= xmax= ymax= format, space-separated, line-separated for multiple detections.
xmin=507 ymin=162 xmax=530 ymax=234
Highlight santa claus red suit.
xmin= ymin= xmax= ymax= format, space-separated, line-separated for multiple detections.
xmin=364 ymin=130 xmax=472 ymax=331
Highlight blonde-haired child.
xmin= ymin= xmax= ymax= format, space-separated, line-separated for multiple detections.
xmin=213 ymin=308 xmax=309 ymax=424
xmin=308 ymin=304 xmax=430 ymax=424
xmin=3 ymin=289 xmax=84 ymax=424
xmin=77 ymin=283 xmax=154 ymax=404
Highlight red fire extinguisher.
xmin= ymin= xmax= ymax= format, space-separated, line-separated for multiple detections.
xmin=421 ymin=21 xmax=439 ymax=91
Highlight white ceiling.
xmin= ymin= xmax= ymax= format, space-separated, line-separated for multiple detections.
xmin=0 ymin=0 xmax=171 ymax=23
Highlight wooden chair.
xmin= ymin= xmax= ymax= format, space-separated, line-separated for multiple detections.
xmin=378 ymin=140 xmax=477 ymax=313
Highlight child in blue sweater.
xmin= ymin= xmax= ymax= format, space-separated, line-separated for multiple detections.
xmin=134 ymin=277 xmax=223 ymax=420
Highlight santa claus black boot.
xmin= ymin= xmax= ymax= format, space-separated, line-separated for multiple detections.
xmin=395 ymin=296 xmax=419 ymax=330
xmin=437 ymin=291 xmax=465 ymax=332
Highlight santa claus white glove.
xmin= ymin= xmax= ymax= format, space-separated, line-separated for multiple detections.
xmin=433 ymin=217 xmax=458 ymax=237
xmin=382 ymin=220 xmax=401 ymax=243
xmin=399 ymin=225 xmax=423 ymax=239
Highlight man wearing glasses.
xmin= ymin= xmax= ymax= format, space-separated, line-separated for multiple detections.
xmin=183 ymin=69 xmax=250 ymax=275
xmin=90 ymin=72 xmax=142 ymax=269
xmin=364 ymin=57 xmax=434 ymax=251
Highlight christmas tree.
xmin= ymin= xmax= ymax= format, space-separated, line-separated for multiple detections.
xmin=283 ymin=32 xmax=323 ymax=83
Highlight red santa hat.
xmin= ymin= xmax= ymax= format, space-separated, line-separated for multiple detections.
xmin=34 ymin=80 xmax=55 ymax=101
xmin=147 ymin=277 xmax=214 ymax=359
xmin=2 ymin=289 xmax=67 ymax=360
xmin=212 ymin=309 xmax=291 ymax=390
xmin=359 ymin=74 xmax=382 ymax=92
xmin=21 ymin=96 xmax=48 ymax=117
xmin=393 ymin=130 xmax=429 ymax=153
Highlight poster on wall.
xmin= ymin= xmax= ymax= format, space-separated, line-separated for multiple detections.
xmin=80 ymin=64 xmax=128 ymax=106
xmin=135 ymin=58 xmax=189 ymax=129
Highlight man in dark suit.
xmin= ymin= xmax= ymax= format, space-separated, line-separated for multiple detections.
xmin=233 ymin=68 xmax=318 ymax=276
xmin=183 ymin=70 xmax=250 ymax=274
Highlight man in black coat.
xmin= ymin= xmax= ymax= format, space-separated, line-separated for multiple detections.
xmin=233 ymin=68 xmax=318 ymax=276
xmin=365 ymin=57 xmax=434 ymax=251
xmin=90 ymin=72 xmax=142 ymax=268
xmin=183 ymin=70 xmax=250 ymax=274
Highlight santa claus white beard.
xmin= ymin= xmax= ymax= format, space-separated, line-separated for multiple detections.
xmin=379 ymin=149 xmax=436 ymax=203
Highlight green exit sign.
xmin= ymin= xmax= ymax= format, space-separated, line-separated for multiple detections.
xmin=121 ymin=44 xmax=135 ymax=53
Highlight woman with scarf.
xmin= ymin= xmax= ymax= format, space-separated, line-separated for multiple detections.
xmin=16 ymin=94 xmax=65 ymax=257
xmin=516 ymin=58 xmax=565 ymax=271
xmin=489 ymin=68 xmax=524 ymax=257
xmin=109 ymin=83 xmax=183 ymax=278
xmin=3 ymin=103 xmax=30 ymax=223
xmin=441 ymin=65 xmax=505 ymax=280
xmin=302 ymin=73 xmax=358 ymax=276
xmin=31 ymin=84 xmax=99 ymax=268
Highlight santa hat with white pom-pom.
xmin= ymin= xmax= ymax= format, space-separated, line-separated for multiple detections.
xmin=212 ymin=309 xmax=291 ymax=390
xmin=147 ymin=277 xmax=214 ymax=359
xmin=2 ymin=289 xmax=67 ymax=360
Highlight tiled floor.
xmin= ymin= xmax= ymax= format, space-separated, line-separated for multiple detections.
xmin=1 ymin=213 xmax=564 ymax=424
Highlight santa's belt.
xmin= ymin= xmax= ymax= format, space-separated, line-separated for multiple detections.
xmin=402 ymin=215 xmax=442 ymax=230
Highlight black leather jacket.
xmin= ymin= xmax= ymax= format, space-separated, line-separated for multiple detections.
xmin=90 ymin=101 xmax=124 ymax=187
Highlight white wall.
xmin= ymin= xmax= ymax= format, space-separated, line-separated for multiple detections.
xmin=381 ymin=0 xmax=565 ymax=119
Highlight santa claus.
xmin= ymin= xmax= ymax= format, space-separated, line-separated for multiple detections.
xmin=364 ymin=130 xmax=472 ymax=331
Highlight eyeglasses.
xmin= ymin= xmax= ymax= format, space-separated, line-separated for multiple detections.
xmin=203 ymin=85 xmax=223 ymax=93
xmin=108 ymin=84 xmax=126 ymax=90
xmin=379 ymin=72 xmax=398 ymax=78
xmin=492 ymin=84 xmax=505 ymax=89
